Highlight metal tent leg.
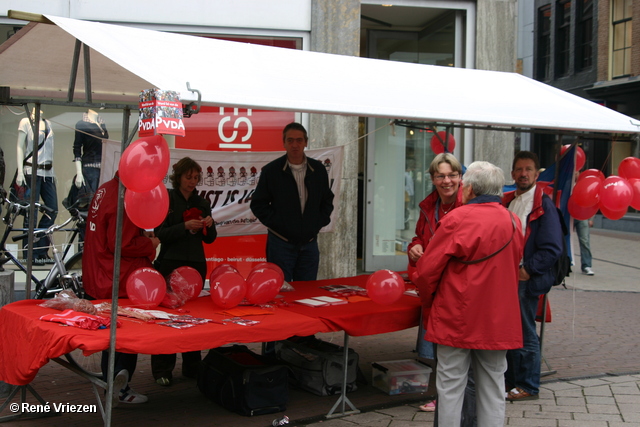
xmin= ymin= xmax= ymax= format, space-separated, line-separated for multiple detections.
xmin=325 ymin=332 xmax=360 ymax=419
xmin=0 ymin=384 xmax=60 ymax=422
xmin=539 ymin=293 xmax=557 ymax=377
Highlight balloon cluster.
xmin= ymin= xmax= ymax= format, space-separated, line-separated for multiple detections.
xmin=119 ymin=135 xmax=171 ymax=229
xmin=209 ymin=262 xmax=285 ymax=309
xmin=366 ymin=269 xmax=405 ymax=306
xmin=569 ymin=157 xmax=640 ymax=221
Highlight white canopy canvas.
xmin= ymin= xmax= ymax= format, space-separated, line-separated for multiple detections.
xmin=1 ymin=13 xmax=639 ymax=134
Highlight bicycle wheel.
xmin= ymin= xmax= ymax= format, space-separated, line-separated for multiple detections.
xmin=34 ymin=251 xmax=84 ymax=299
xmin=58 ymin=251 xmax=102 ymax=377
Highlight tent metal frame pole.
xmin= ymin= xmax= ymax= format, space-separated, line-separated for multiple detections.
xmin=325 ymin=333 xmax=359 ymax=419
xmin=67 ymin=39 xmax=81 ymax=102
xmin=83 ymin=42 xmax=92 ymax=104
xmin=104 ymin=107 xmax=131 ymax=427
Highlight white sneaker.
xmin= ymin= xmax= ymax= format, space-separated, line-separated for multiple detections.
xmin=582 ymin=267 xmax=595 ymax=276
xmin=119 ymin=386 xmax=148 ymax=404
xmin=111 ymin=369 xmax=128 ymax=408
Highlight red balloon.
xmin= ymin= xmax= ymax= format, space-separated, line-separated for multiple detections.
xmin=119 ymin=135 xmax=170 ymax=192
xmin=577 ymin=169 xmax=605 ymax=183
xmin=124 ymin=183 xmax=169 ymax=229
xmin=209 ymin=264 xmax=240 ymax=284
xmin=561 ymin=144 xmax=586 ymax=170
xmin=598 ymin=202 xmax=627 ymax=220
xmin=618 ymin=157 xmax=640 ymax=180
xmin=599 ymin=176 xmax=632 ymax=212
xmin=572 ymin=176 xmax=602 ymax=208
xmin=160 ymin=291 xmax=182 ymax=309
xmin=627 ymin=178 xmax=640 ymax=210
xmin=126 ymin=267 xmax=166 ymax=309
xmin=245 ymin=268 xmax=283 ymax=305
xmin=209 ymin=270 xmax=246 ymax=309
xmin=430 ymin=131 xmax=456 ymax=154
xmin=366 ymin=269 xmax=405 ymax=306
xmin=407 ymin=264 xmax=417 ymax=284
xmin=252 ymin=262 xmax=285 ymax=285
xmin=568 ymin=196 xmax=599 ymax=221
xmin=169 ymin=266 xmax=204 ymax=301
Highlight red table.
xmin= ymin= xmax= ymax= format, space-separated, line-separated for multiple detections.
xmin=0 ymin=275 xmax=420 ymax=387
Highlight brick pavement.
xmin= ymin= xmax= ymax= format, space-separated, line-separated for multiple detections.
xmin=0 ymin=228 xmax=638 ymax=426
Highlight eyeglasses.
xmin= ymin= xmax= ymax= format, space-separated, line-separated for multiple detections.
xmin=433 ymin=173 xmax=460 ymax=182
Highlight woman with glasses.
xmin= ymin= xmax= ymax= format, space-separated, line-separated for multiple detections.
xmin=407 ymin=152 xmax=463 ymax=412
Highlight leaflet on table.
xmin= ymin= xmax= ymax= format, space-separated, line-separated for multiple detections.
xmin=318 ymin=284 xmax=367 ymax=296
xmin=294 ymin=296 xmax=348 ymax=307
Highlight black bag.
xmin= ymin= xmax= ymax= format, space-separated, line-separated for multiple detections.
xmin=552 ymin=203 xmax=572 ymax=287
xmin=8 ymin=169 xmax=28 ymax=202
xmin=275 ymin=336 xmax=359 ymax=396
xmin=197 ymin=345 xmax=289 ymax=416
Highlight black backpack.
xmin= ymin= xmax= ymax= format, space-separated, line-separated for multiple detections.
xmin=551 ymin=201 xmax=572 ymax=287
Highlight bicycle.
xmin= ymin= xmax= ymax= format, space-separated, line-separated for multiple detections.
xmin=1 ymin=197 xmax=101 ymax=377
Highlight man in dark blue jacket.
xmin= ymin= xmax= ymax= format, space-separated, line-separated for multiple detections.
xmin=503 ymin=151 xmax=563 ymax=402
xmin=250 ymin=122 xmax=334 ymax=282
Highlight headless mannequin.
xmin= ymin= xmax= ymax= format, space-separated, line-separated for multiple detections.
xmin=16 ymin=109 xmax=50 ymax=186
xmin=15 ymin=108 xmax=57 ymax=262
xmin=74 ymin=109 xmax=106 ymax=188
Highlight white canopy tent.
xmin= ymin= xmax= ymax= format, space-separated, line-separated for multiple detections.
xmin=1 ymin=13 xmax=639 ymax=134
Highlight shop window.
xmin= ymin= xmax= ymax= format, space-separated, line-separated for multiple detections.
xmin=575 ymin=0 xmax=593 ymax=71
xmin=555 ymin=0 xmax=572 ymax=77
xmin=537 ymin=5 xmax=552 ymax=80
xmin=611 ymin=0 xmax=633 ymax=78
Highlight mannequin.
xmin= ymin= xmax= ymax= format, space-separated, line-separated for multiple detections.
xmin=71 ymin=109 xmax=108 ymax=203
xmin=16 ymin=109 xmax=57 ymax=264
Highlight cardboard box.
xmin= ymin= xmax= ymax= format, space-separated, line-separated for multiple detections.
xmin=371 ymin=359 xmax=431 ymax=395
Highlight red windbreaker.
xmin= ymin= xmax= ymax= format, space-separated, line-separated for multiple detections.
xmin=83 ymin=175 xmax=157 ymax=299
xmin=416 ymin=200 xmax=524 ymax=350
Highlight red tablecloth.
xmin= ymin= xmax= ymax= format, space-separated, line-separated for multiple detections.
xmin=281 ymin=275 xmax=421 ymax=336
xmin=0 ymin=275 xmax=420 ymax=386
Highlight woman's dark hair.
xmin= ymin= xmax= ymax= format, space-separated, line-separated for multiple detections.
xmin=169 ymin=157 xmax=202 ymax=189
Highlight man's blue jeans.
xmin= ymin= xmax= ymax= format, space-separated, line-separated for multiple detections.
xmin=506 ymin=281 xmax=540 ymax=395
xmin=23 ymin=175 xmax=58 ymax=259
xmin=266 ymin=232 xmax=319 ymax=282
xmin=574 ymin=219 xmax=592 ymax=270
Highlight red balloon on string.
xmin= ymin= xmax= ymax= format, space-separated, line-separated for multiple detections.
xmin=598 ymin=203 xmax=627 ymax=220
xmin=209 ymin=264 xmax=240 ymax=284
xmin=169 ymin=266 xmax=204 ymax=301
xmin=366 ymin=269 xmax=405 ymax=306
xmin=209 ymin=270 xmax=246 ymax=309
xmin=568 ymin=196 xmax=599 ymax=221
xmin=124 ymin=183 xmax=169 ymax=229
xmin=119 ymin=135 xmax=170 ymax=192
xmin=126 ymin=267 xmax=166 ymax=309
xmin=430 ymin=132 xmax=456 ymax=154
xmin=561 ymin=145 xmax=586 ymax=171
xmin=577 ymin=169 xmax=605 ymax=183
xmin=245 ymin=268 xmax=283 ymax=305
xmin=599 ymin=176 xmax=632 ymax=212
xmin=252 ymin=262 xmax=285 ymax=284
xmin=618 ymin=157 xmax=640 ymax=180
xmin=628 ymin=178 xmax=640 ymax=210
xmin=571 ymin=176 xmax=602 ymax=208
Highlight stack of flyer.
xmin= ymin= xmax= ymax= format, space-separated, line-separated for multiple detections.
xmin=294 ymin=296 xmax=348 ymax=307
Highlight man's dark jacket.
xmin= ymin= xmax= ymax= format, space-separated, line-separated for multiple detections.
xmin=250 ymin=154 xmax=334 ymax=245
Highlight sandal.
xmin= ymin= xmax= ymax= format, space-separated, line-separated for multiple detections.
xmin=419 ymin=400 xmax=436 ymax=412
xmin=506 ymin=387 xmax=539 ymax=401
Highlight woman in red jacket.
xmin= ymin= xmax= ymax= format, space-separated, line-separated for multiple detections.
xmin=407 ymin=153 xmax=463 ymax=412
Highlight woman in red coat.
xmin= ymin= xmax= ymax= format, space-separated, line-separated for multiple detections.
xmin=415 ymin=161 xmax=524 ymax=427
xmin=407 ymin=153 xmax=463 ymax=412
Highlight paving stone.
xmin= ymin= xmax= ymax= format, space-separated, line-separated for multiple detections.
xmin=542 ymin=404 xmax=588 ymax=414
xmin=574 ymin=412 xmax=623 ymax=422
xmin=568 ymin=378 xmax=611 ymax=388
xmin=583 ymin=385 xmax=613 ymax=396
xmin=503 ymin=417 xmax=558 ymax=426
xmin=585 ymin=395 xmax=616 ymax=405
xmin=611 ymin=384 xmax=640 ymax=395
xmin=556 ymin=396 xmax=587 ymax=406
xmin=523 ymin=409 xmax=573 ymax=420
xmin=375 ymin=406 xmax=417 ymax=420
xmin=557 ymin=421 xmax=608 ymax=427
xmin=615 ymin=394 xmax=640 ymax=404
